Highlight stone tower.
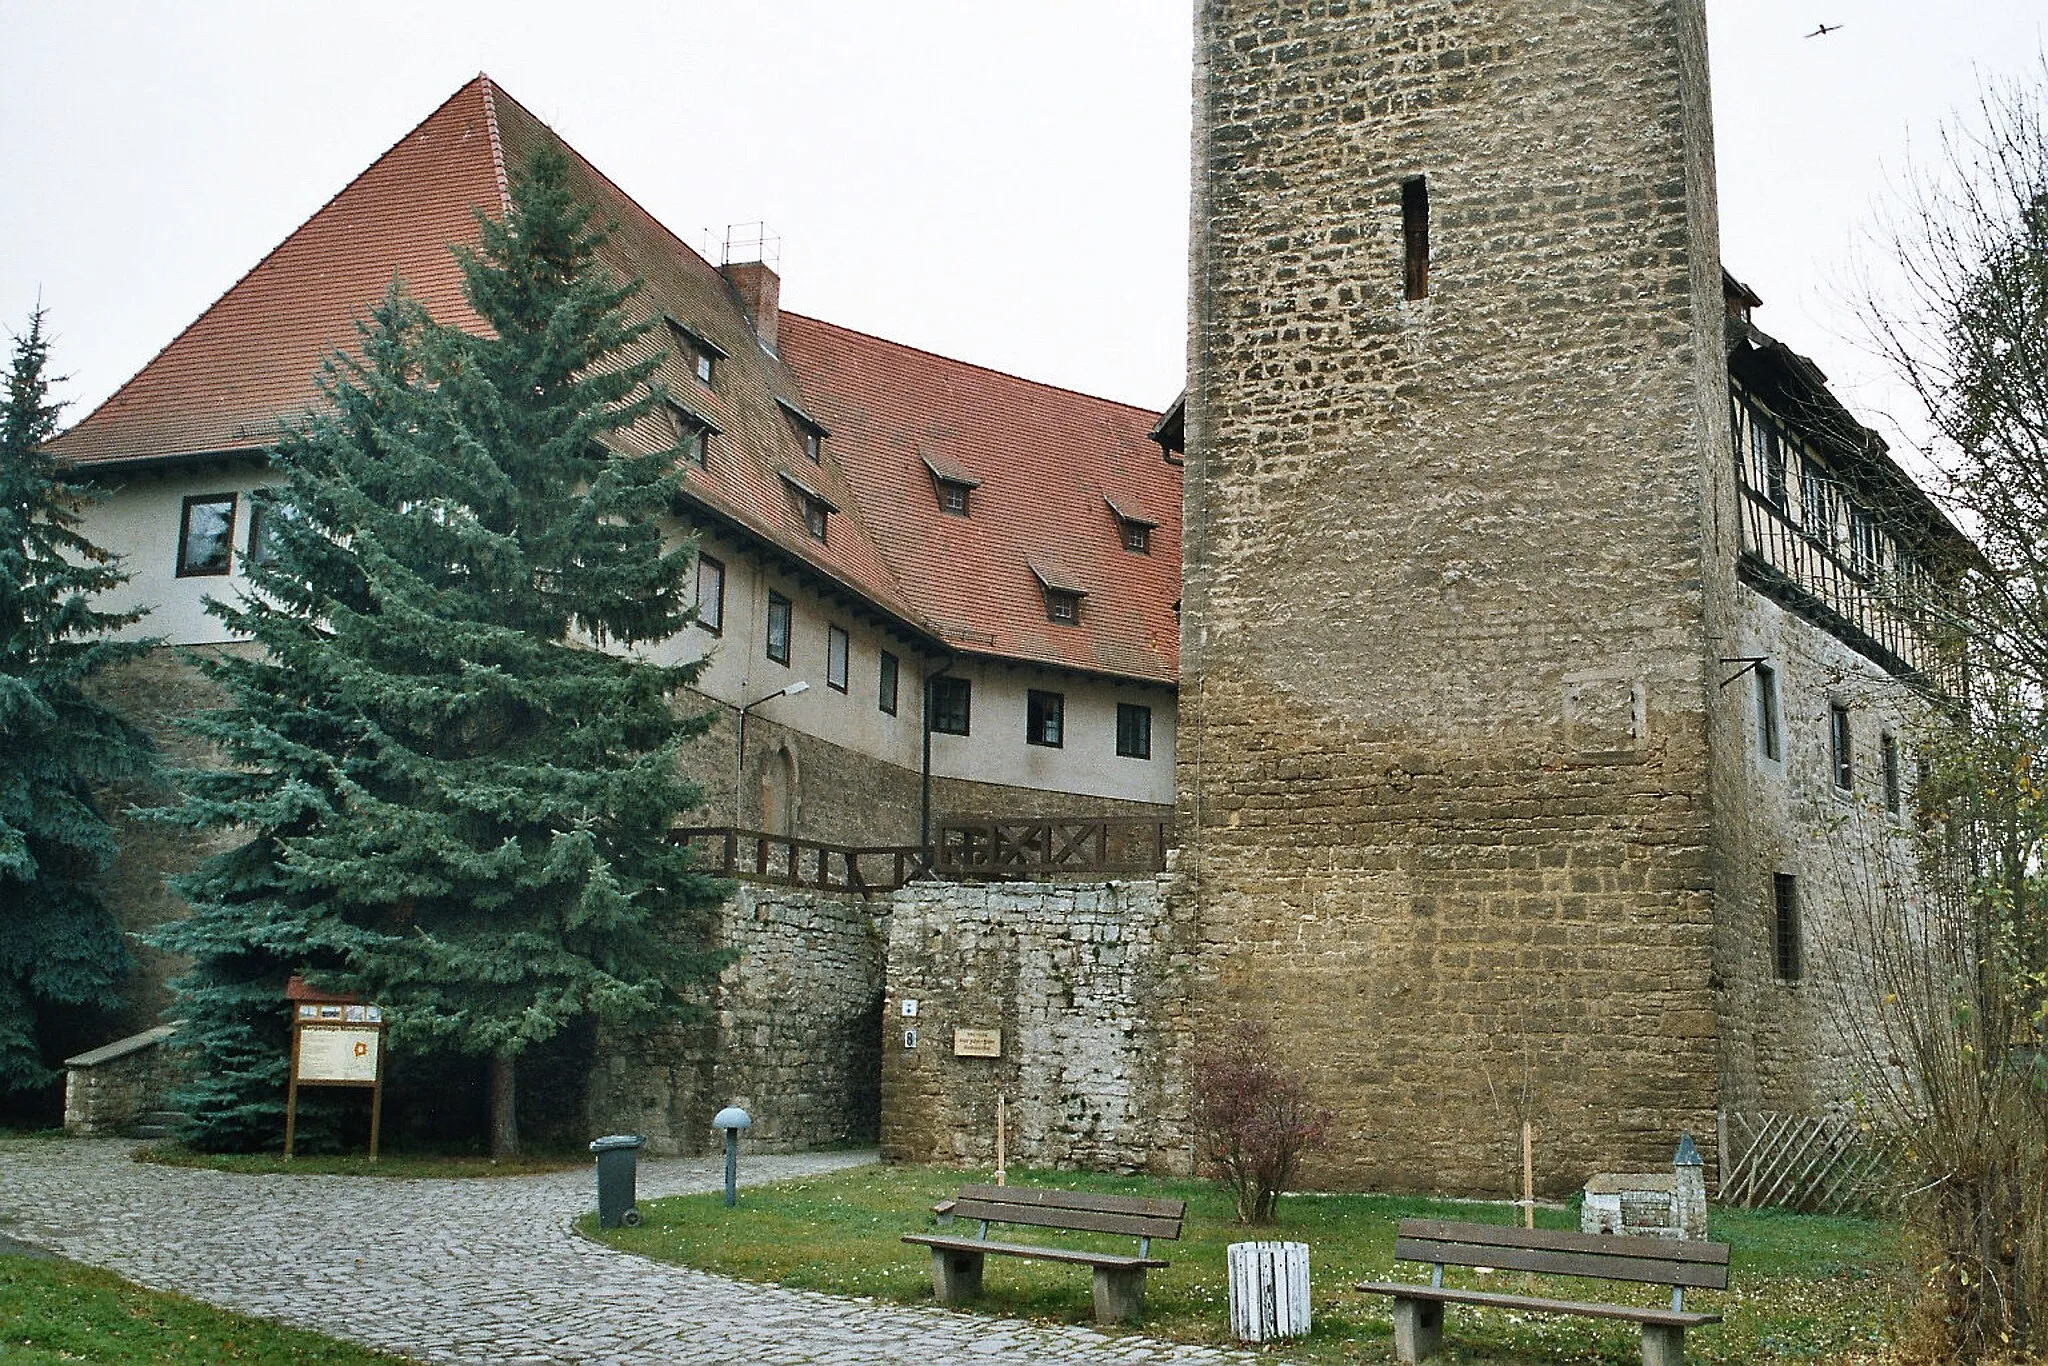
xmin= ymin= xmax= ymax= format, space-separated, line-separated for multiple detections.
xmin=1181 ymin=0 xmax=1737 ymax=1194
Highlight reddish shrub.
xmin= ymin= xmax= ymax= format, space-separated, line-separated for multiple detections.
xmin=1188 ymin=1018 xmax=1332 ymax=1224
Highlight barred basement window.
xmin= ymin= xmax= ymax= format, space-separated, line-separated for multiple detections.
xmin=1755 ymin=663 xmax=1781 ymax=762
xmin=1027 ymin=689 xmax=1064 ymax=748
xmin=1116 ymin=703 xmax=1152 ymax=760
xmin=1773 ymin=873 xmax=1803 ymax=982
xmin=1832 ymin=708 xmax=1856 ymax=789
xmin=695 ymin=554 xmax=725 ymax=635
xmin=1402 ymin=176 xmax=1430 ymax=301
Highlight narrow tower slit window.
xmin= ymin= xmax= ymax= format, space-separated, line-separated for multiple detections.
xmin=1773 ymin=873 xmax=1803 ymax=983
xmin=1881 ymin=732 xmax=1902 ymax=815
xmin=1755 ymin=663 xmax=1781 ymax=762
xmin=1830 ymin=703 xmax=1854 ymax=793
xmin=1401 ymin=176 xmax=1430 ymax=301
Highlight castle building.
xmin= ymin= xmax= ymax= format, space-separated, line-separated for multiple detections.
xmin=1179 ymin=0 xmax=1967 ymax=1192
xmin=51 ymin=77 xmax=1181 ymax=962
xmin=50 ymin=27 xmax=1968 ymax=1186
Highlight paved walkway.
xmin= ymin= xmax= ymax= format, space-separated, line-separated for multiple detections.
xmin=0 ymin=1139 xmax=1246 ymax=1364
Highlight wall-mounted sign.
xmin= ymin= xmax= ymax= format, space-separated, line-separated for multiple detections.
xmin=953 ymin=1027 xmax=1002 ymax=1058
xmin=901 ymin=999 xmax=919 ymax=1018
xmin=903 ymin=1028 xmax=919 ymax=1050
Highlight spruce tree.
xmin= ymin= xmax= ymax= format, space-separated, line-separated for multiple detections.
xmin=0 ymin=309 xmax=155 ymax=1098
xmin=155 ymin=149 xmax=724 ymax=1154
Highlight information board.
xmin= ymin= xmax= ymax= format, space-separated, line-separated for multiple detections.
xmin=296 ymin=1025 xmax=382 ymax=1085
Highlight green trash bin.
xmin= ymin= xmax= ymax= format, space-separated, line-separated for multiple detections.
xmin=590 ymin=1133 xmax=646 ymax=1229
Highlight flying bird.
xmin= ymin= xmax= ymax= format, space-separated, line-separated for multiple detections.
xmin=1805 ymin=22 xmax=1843 ymax=37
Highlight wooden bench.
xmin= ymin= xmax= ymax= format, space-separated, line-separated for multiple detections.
xmin=1356 ymin=1219 xmax=1729 ymax=1365
xmin=902 ymin=1184 xmax=1185 ymax=1324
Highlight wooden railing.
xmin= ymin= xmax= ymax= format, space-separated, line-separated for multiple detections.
xmin=672 ymin=816 xmax=1174 ymax=893
xmin=930 ymin=817 xmax=1172 ymax=881
xmin=671 ymin=827 xmax=930 ymax=897
xmin=1736 ymin=487 xmax=1933 ymax=678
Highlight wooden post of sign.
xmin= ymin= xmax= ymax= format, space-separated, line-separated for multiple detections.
xmin=368 ymin=1023 xmax=386 ymax=1161
xmin=283 ymin=1031 xmax=301 ymax=1160
xmin=1522 ymin=1121 xmax=1535 ymax=1228
xmin=995 ymin=1095 xmax=1007 ymax=1186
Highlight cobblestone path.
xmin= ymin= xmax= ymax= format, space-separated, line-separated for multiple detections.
xmin=0 ymin=1139 xmax=1246 ymax=1364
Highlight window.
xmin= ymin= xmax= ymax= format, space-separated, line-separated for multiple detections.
xmin=668 ymin=403 xmax=711 ymax=468
xmin=928 ymin=676 xmax=971 ymax=736
xmin=827 ymin=625 xmax=849 ymax=693
xmin=1773 ymin=873 xmax=1803 ymax=982
xmin=936 ymin=480 xmax=970 ymax=516
xmin=1117 ymin=703 xmax=1152 ymax=760
xmin=765 ymin=591 xmax=792 ymax=665
xmin=878 ymin=651 xmax=899 ymax=716
xmin=247 ymin=501 xmax=285 ymax=568
xmin=778 ymin=399 xmax=829 ymax=464
xmin=1027 ymin=690 xmax=1064 ymax=747
xmin=805 ymin=430 xmax=822 ymax=462
xmin=1750 ymin=419 xmax=1787 ymax=508
xmin=803 ymin=497 xmax=828 ymax=542
xmin=1755 ymin=663 xmax=1781 ymax=762
xmin=1122 ymin=522 xmax=1151 ymax=554
xmin=1850 ymin=505 xmax=1885 ymax=580
xmin=1830 ymin=703 xmax=1854 ymax=792
xmin=1045 ymin=590 xmax=1080 ymax=624
xmin=695 ymin=349 xmax=715 ymax=386
xmin=1401 ymin=175 xmax=1429 ymax=301
xmin=666 ymin=316 xmax=726 ymax=388
xmin=177 ymin=493 xmax=237 ymax=577
xmin=1881 ymin=732 xmax=1901 ymax=815
xmin=694 ymin=554 xmax=725 ymax=635
xmin=1800 ymin=459 xmax=1836 ymax=545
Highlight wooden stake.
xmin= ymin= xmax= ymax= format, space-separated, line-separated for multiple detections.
xmin=996 ymin=1095 xmax=1007 ymax=1186
xmin=1522 ymin=1120 xmax=1535 ymax=1228
xmin=283 ymin=1028 xmax=301 ymax=1160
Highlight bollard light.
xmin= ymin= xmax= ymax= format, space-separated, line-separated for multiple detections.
xmin=713 ymin=1105 xmax=752 ymax=1207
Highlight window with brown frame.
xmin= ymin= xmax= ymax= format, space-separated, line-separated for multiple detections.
xmin=1044 ymin=590 xmax=1080 ymax=624
xmin=694 ymin=554 xmax=725 ymax=635
xmin=1026 ymin=689 xmax=1064 ymax=748
xmin=177 ymin=493 xmax=237 ymax=577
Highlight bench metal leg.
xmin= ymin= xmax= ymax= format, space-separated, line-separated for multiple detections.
xmin=1092 ymin=1265 xmax=1147 ymax=1325
xmin=929 ymin=1247 xmax=984 ymax=1305
xmin=1641 ymin=1323 xmax=1686 ymax=1366
xmin=1391 ymin=1296 xmax=1444 ymax=1362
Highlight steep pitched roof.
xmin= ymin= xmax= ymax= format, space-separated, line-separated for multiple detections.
xmin=778 ymin=314 xmax=1179 ymax=683
xmin=48 ymin=75 xmax=1181 ymax=686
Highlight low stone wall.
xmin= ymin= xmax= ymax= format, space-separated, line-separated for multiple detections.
xmin=589 ymin=885 xmax=885 ymax=1156
xmin=880 ymin=878 xmax=1193 ymax=1174
xmin=63 ymin=1024 xmax=182 ymax=1136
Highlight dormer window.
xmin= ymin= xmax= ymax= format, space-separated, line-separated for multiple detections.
xmin=667 ymin=401 xmax=716 ymax=468
xmin=922 ymin=452 xmax=981 ymax=517
xmin=777 ymin=398 xmax=830 ymax=465
xmin=666 ymin=316 xmax=727 ymax=389
xmin=1030 ymin=561 xmax=1088 ymax=625
xmin=1104 ymin=494 xmax=1158 ymax=555
xmin=778 ymin=469 xmax=836 ymax=544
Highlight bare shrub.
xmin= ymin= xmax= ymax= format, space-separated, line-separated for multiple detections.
xmin=1188 ymin=1018 xmax=1332 ymax=1224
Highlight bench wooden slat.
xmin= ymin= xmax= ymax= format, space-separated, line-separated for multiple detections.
xmin=1355 ymin=1282 xmax=1722 ymax=1329
xmin=903 ymin=1234 xmax=1168 ymax=1270
xmin=1398 ymin=1219 xmax=1730 ymax=1267
xmin=950 ymin=1197 xmax=1183 ymax=1241
xmin=1394 ymin=1237 xmax=1731 ymax=1291
xmin=955 ymin=1184 xmax=1185 ymax=1220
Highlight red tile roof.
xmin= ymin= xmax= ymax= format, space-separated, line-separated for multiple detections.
xmin=48 ymin=76 xmax=1181 ymax=687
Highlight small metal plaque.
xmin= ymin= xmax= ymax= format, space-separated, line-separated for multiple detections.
xmin=903 ymin=1028 xmax=918 ymax=1050
xmin=952 ymin=1028 xmax=1001 ymax=1058
xmin=901 ymin=999 xmax=919 ymax=1018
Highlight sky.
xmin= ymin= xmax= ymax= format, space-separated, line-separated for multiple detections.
xmin=2 ymin=1 xmax=2042 ymax=454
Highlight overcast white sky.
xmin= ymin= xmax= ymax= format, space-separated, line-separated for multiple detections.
xmin=2 ymin=1 xmax=2042 ymax=449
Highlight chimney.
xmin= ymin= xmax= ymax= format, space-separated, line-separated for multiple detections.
xmin=722 ymin=260 xmax=780 ymax=353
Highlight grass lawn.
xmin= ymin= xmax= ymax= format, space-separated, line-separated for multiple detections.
xmin=0 ymin=1250 xmax=411 ymax=1364
xmin=589 ymin=1163 xmax=1896 ymax=1363
xmin=135 ymin=1144 xmax=581 ymax=1180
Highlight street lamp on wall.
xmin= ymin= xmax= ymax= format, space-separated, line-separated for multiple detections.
xmin=735 ymin=679 xmax=808 ymax=829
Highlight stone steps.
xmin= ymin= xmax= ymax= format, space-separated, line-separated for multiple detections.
xmin=129 ymin=1110 xmax=189 ymax=1141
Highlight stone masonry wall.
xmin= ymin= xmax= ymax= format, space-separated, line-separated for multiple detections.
xmin=880 ymin=879 xmax=1195 ymax=1175
xmin=589 ymin=885 xmax=885 ymax=1156
xmin=1183 ymin=0 xmax=1732 ymax=1195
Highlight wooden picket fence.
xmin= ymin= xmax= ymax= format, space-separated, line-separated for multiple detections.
xmin=1717 ymin=1110 xmax=1897 ymax=1215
